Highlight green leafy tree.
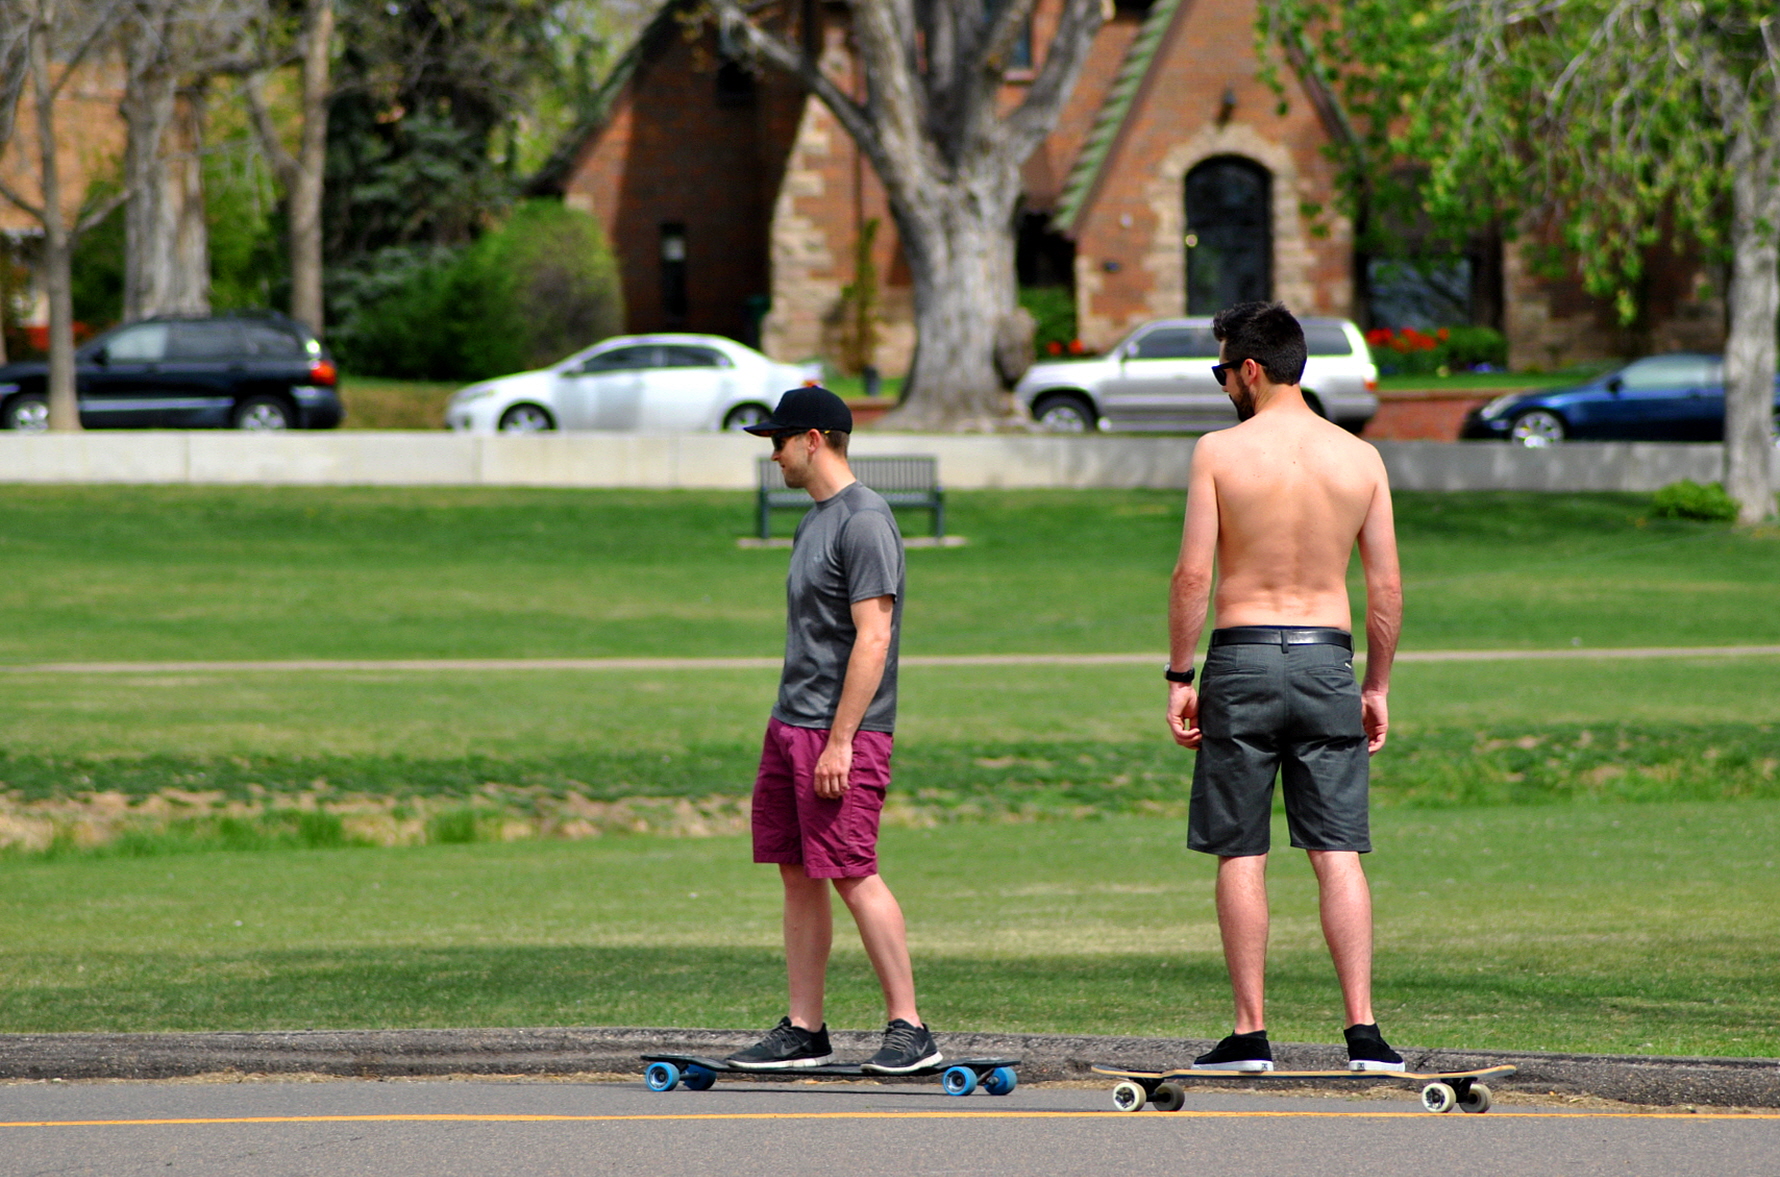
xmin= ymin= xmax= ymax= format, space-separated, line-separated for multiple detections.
xmin=1264 ymin=0 xmax=1779 ymax=523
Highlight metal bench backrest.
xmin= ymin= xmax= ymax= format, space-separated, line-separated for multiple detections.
xmin=756 ymin=455 xmax=944 ymax=538
xmin=757 ymin=456 xmax=938 ymax=500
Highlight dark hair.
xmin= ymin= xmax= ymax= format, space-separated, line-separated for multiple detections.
xmin=821 ymin=429 xmax=850 ymax=458
xmin=1211 ymin=301 xmax=1307 ymax=386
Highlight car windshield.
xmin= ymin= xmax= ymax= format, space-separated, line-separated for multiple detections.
xmin=1303 ymin=323 xmax=1353 ymax=356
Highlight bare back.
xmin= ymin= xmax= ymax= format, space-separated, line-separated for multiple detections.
xmin=1196 ymin=408 xmax=1387 ymax=629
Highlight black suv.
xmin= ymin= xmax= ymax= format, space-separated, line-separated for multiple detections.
xmin=0 ymin=312 xmax=343 ymax=431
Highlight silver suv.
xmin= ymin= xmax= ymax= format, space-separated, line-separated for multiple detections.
xmin=1015 ymin=317 xmax=1378 ymax=434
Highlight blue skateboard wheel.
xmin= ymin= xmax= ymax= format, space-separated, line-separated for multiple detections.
xmin=682 ymin=1064 xmax=717 ymax=1091
xmin=983 ymin=1066 xmax=1018 ymax=1096
xmin=941 ymin=1066 xmax=978 ymax=1096
xmin=645 ymin=1061 xmax=681 ymax=1092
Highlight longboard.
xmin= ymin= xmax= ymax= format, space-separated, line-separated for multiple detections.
xmin=1091 ymin=1062 xmax=1518 ymax=1114
xmin=642 ymin=1053 xmax=1023 ymax=1097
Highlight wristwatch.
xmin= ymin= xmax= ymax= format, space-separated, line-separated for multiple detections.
xmin=1163 ymin=664 xmax=1195 ymax=685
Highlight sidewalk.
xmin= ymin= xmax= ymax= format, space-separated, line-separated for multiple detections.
xmin=3 ymin=1027 xmax=1776 ymax=1108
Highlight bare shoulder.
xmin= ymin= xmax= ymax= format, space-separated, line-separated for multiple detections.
xmin=1321 ymin=419 xmax=1387 ymax=474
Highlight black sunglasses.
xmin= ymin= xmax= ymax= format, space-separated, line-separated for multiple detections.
xmin=1210 ymin=359 xmax=1246 ymax=386
xmin=769 ymin=430 xmax=802 ymax=452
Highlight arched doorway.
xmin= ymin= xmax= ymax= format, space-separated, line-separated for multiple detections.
xmin=1184 ymin=157 xmax=1271 ymax=314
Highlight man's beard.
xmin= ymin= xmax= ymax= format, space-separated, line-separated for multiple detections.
xmin=1230 ymin=381 xmax=1257 ymax=421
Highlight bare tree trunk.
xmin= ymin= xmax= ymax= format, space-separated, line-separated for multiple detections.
xmin=29 ymin=0 xmax=77 ymax=430
xmin=893 ymin=190 xmax=1021 ymax=428
xmin=120 ymin=48 xmax=181 ymax=320
xmin=1722 ymin=122 xmax=1779 ymax=526
xmin=250 ymin=0 xmax=332 ymax=335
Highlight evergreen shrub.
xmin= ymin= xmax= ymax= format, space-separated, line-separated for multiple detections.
xmin=1651 ymin=480 xmax=1739 ymax=522
xmin=333 ymin=201 xmax=624 ymax=381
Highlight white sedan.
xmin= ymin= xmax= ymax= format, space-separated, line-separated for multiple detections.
xmin=444 ymin=334 xmax=821 ymax=433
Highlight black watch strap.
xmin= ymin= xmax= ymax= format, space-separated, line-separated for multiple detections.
xmin=1164 ymin=664 xmax=1195 ymax=685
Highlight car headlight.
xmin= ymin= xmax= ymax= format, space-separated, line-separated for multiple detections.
xmin=451 ymin=385 xmax=497 ymax=404
xmin=1480 ymin=393 xmax=1523 ymax=418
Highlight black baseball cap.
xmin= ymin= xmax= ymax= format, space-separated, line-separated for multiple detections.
xmin=742 ymin=385 xmax=853 ymax=435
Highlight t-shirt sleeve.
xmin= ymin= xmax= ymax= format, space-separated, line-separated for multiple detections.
xmin=841 ymin=510 xmax=904 ymax=603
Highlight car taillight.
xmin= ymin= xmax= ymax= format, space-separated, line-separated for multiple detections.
xmin=308 ymin=359 xmax=337 ymax=386
xmin=1365 ymin=379 xmax=1377 ymax=393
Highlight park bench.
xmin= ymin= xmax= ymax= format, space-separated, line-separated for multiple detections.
xmin=757 ymin=455 xmax=945 ymax=540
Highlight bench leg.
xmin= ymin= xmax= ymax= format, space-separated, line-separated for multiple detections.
xmin=759 ymin=495 xmax=771 ymax=540
xmin=933 ymin=496 xmax=945 ymax=540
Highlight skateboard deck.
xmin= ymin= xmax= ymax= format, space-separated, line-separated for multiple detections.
xmin=1092 ymin=1062 xmax=1516 ymax=1114
xmin=642 ymin=1053 xmax=1023 ymax=1097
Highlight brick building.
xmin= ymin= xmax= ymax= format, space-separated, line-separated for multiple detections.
xmin=538 ymin=0 xmax=1724 ymax=377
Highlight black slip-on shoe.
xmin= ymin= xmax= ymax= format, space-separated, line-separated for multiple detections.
xmin=1192 ymin=1030 xmax=1275 ymax=1072
xmin=860 ymin=1019 xmax=943 ymax=1074
xmin=724 ymin=1017 xmax=835 ymax=1070
xmin=1345 ymin=1023 xmax=1406 ymax=1072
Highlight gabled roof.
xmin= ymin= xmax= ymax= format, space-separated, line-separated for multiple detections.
xmin=1050 ymin=0 xmax=1184 ymax=235
xmin=527 ymin=1 xmax=690 ymax=196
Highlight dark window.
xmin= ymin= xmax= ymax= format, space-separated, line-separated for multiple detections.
xmin=167 ymin=321 xmax=243 ymax=360
xmin=1365 ymin=256 xmax=1473 ymax=329
xmin=1185 ymin=157 xmax=1272 ymax=314
xmin=1302 ymin=323 xmax=1353 ymax=356
xmin=578 ymin=345 xmax=658 ymax=373
xmin=716 ymin=61 xmax=756 ymax=108
xmin=1010 ymin=18 xmax=1033 ymax=69
xmin=1131 ymin=327 xmax=1219 ymax=359
xmin=660 ymin=223 xmax=688 ymax=327
xmin=103 ymin=323 xmax=169 ymax=363
xmin=659 ymin=345 xmax=727 ymax=368
xmin=239 ymin=322 xmax=306 ymax=359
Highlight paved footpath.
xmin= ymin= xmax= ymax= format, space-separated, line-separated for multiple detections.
xmin=4 ymin=1078 xmax=1776 ymax=1177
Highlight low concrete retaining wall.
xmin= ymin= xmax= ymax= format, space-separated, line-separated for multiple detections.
xmin=0 ymin=431 xmax=1770 ymax=493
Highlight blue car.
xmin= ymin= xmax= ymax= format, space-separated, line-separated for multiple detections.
xmin=1460 ymin=354 xmax=1780 ymax=446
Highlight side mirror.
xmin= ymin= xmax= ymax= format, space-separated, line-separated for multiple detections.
xmin=88 ymin=347 xmax=108 ymax=367
xmin=1605 ymin=376 xmax=1622 ymax=393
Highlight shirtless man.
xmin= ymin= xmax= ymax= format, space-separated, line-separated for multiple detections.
xmin=1166 ymin=301 xmax=1405 ymax=1073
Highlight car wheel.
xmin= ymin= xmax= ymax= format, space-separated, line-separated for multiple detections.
xmin=1508 ymin=409 xmax=1566 ymax=447
xmin=233 ymin=397 xmax=292 ymax=430
xmin=3 ymin=394 xmax=49 ymax=432
xmin=1032 ymin=393 xmax=1096 ymax=433
xmin=498 ymin=404 xmax=556 ymax=432
xmin=723 ymin=403 xmax=772 ymax=432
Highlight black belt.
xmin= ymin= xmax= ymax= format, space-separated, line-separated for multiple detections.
xmin=1210 ymin=626 xmax=1352 ymax=649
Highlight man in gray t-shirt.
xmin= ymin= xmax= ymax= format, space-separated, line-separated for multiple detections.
xmin=723 ymin=386 xmax=941 ymax=1077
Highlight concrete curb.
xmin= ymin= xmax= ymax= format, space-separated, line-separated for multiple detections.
xmin=3 ymin=1028 xmax=1775 ymax=1107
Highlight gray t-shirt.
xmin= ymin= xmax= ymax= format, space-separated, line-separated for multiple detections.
xmin=772 ymin=481 xmax=905 ymax=733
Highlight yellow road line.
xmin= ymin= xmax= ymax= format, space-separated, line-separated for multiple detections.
xmin=5 ymin=1110 xmax=1778 ymax=1128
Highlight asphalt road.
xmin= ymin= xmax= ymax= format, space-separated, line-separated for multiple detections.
xmin=4 ymin=1077 xmax=1776 ymax=1177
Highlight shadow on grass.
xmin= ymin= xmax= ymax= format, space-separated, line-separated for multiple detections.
xmin=7 ymin=945 xmax=1777 ymax=1056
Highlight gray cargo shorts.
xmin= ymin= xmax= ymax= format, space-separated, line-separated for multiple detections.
xmin=1188 ymin=631 xmax=1370 ymax=857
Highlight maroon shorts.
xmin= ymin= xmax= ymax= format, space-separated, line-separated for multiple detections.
xmin=751 ymin=717 xmax=893 ymax=879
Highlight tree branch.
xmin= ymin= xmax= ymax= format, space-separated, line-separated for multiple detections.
xmin=0 ymin=174 xmax=44 ymax=221
xmin=243 ymin=70 xmax=298 ymax=188
xmin=999 ymin=0 xmax=1103 ymax=163
xmin=706 ymin=0 xmax=890 ymax=176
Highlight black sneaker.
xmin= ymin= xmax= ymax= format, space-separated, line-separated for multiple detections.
xmin=724 ymin=1017 xmax=834 ymax=1070
xmin=860 ymin=1018 xmax=943 ymax=1074
xmin=1192 ymin=1030 xmax=1274 ymax=1072
xmin=1345 ymin=1023 xmax=1405 ymax=1072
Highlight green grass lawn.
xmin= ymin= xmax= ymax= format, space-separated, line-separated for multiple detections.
xmin=4 ymin=805 xmax=1776 ymax=1056
xmin=0 ymin=485 xmax=1775 ymax=1049
xmin=0 ymin=486 xmax=1774 ymax=662
xmin=337 ymin=376 xmax=460 ymax=430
